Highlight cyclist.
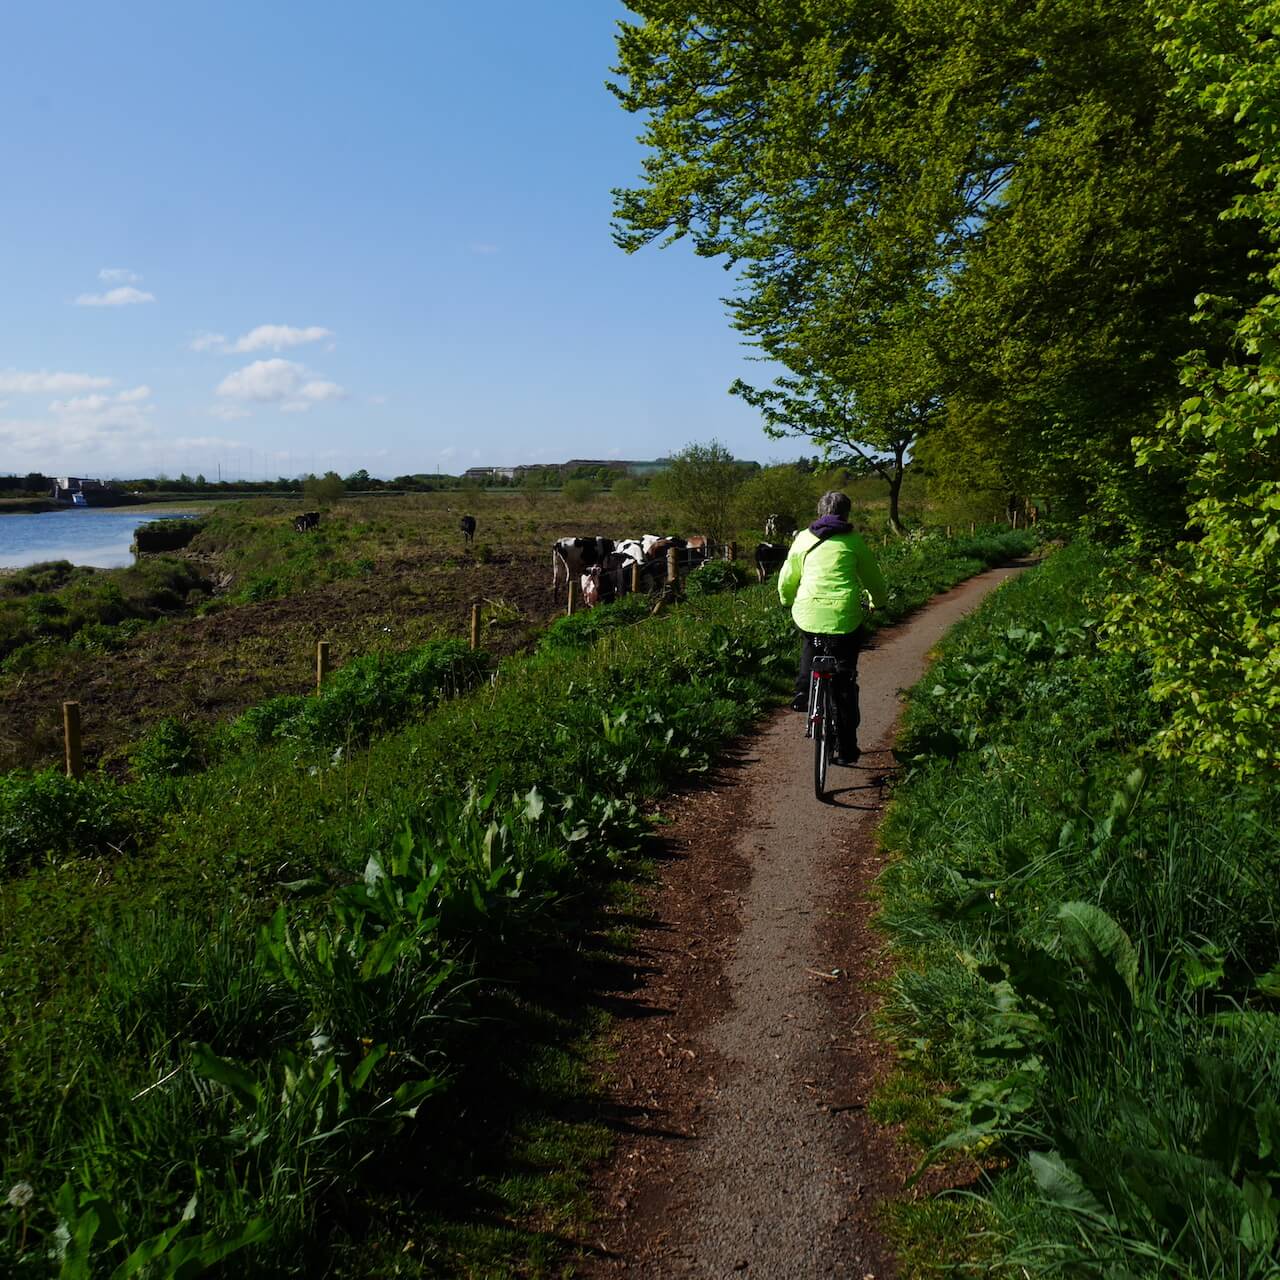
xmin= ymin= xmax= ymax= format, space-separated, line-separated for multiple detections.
xmin=777 ymin=491 xmax=889 ymax=765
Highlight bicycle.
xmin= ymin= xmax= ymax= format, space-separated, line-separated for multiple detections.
xmin=805 ymin=638 xmax=847 ymax=800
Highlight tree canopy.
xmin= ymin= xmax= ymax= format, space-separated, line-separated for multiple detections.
xmin=610 ymin=0 xmax=1256 ymax=523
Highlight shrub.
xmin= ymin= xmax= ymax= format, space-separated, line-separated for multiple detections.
xmin=685 ymin=558 xmax=750 ymax=596
xmin=0 ymin=769 xmax=152 ymax=874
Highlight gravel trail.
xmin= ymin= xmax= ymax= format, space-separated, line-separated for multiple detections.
xmin=585 ymin=565 xmax=1025 ymax=1278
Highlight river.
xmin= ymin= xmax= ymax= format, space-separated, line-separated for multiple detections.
xmin=0 ymin=508 xmax=200 ymax=570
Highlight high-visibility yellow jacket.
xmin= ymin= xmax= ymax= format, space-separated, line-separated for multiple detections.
xmin=777 ymin=529 xmax=889 ymax=634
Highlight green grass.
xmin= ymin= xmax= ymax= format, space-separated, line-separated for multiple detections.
xmin=876 ymin=541 xmax=1280 ymax=1277
xmin=0 ymin=528 xmax=1033 ymax=1276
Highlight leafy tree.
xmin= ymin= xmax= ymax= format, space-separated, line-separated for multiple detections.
xmin=733 ymin=463 xmax=816 ymax=535
xmin=612 ymin=476 xmax=639 ymax=503
xmin=303 ymin=471 xmax=344 ymax=507
xmin=519 ymin=468 xmax=549 ymax=507
xmin=563 ymin=478 xmax=594 ymax=505
xmin=610 ymin=0 xmax=1255 ymax=525
xmin=649 ymin=440 xmax=744 ymax=543
xmin=1108 ymin=0 xmax=1280 ymax=781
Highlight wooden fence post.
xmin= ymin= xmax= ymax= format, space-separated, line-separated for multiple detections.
xmin=946 ymin=524 xmax=952 ymax=539
xmin=316 ymin=640 xmax=330 ymax=693
xmin=469 ymin=603 xmax=481 ymax=650
xmin=667 ymin=546 xmax=679 ymax=586
xmin=630 ymin=560 xmax=640 ymax=594
xmin=725 ymin=541 xmax=737 ymax=562
xmin=971 ymin=521 xmax=976 ymax=535
xmin=63 ymin=700 xmax=83 ymax=780
xmin=567 ymin=578 xmax=578 ymax=616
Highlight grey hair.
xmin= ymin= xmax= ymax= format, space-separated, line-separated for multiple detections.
xmin=816 ymin=490 xmax=851 ymax=518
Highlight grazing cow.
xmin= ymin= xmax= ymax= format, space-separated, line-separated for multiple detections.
xmin=460 ymin=514 xmax=477 ymax=544
xmin=754 ymin=541 xmax=787 ymax=583
xmin=551 ymin=536 xmax=615 ymax=591
xmin=293 ymin=510 xmax=321 ymax=532
xmin=684 ymin=535 xmax=709 ymax=561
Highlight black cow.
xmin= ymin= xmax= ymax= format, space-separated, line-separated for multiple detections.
xmin=754 ymin=541 xmax=787 ymax=582
xmin=552 ymin=536 xmax=614 ymax=591
xmin=293 ymin=511 xmax=321 ymax=532
xmin=460 ymin=514 xmax=477 ymax=544
xmin=595 ymin=550 xmax=663 ymax=602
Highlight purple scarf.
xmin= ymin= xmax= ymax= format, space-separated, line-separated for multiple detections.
xmin=808 ymin=515 xmax=853 ymax=537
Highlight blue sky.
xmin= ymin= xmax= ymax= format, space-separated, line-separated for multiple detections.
xmin=0 ymin=1 xmax=793 ymax=481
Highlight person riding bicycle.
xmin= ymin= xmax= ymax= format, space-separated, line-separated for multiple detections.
xmin=777 ymin=491 xmax=889 ymax=765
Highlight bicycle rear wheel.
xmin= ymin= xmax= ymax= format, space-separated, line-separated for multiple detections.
xmin=813 ymin=680 xmax=829 ymax=799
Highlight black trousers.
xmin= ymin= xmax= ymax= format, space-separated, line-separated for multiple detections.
xmin=795 ymin=630 xmax=864 ymax=751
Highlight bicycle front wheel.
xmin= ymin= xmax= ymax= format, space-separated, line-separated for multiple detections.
xmin=813 ymin=680 xmax=829 ymax=799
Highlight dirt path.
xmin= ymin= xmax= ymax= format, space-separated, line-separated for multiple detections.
xmin=583 ymin=565 xmax=1025 ymax=1278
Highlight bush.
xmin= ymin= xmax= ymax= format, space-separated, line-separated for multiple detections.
xmin=0 ymin=769 xmax=153 ymax=874
xmin=685 ymin=558 xmax=750 ymax=596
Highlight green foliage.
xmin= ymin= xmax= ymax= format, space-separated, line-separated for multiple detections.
xmin=648 ymin=439 xmax=745 ymax=543
xmin=536 ymin=594 xmax=652 ymax=653
xmin=562 ymin=477 xmax=594 ymax=504
xmin=0 ymin=769 xmax=153 ymax=874
xmin=1107 ymin=0 xmax=1280 ymax=782
xmin=0 ymin=558 xmax=209 ymax=667
xmin=302 ymin=471 xmax=344 ymax=507
xmin=224 ymin=638 xmax=485 ymax=753
xmin=611 ymin=0 xmax=1254 ymax=523
xmin=879 ymin=542 xmax=1280 ymax=1275
xmin=132 ymin=518 xmax=203 ymax=554
xmin=732 ymin=464 xmax=816 ymax=534
xmin=684 ymin=557 xmax=750 ymax=597
xmin=611 ymin=476 xmax=639 ymax=502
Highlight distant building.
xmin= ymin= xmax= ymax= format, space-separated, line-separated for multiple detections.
xmin=50 ymin=476 xmax=122 ymax=507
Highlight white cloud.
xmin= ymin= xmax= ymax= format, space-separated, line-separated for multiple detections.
xmin=216 ymin=359 xmax=346 ymax=412
xmin=75 ymin=286 xmax=156 ymax=307
xmin=0 ymin=369 xmax=113 ymax=394
xmin=0 ymin=384 xmax=157 ymax=464
xmin=469 ymin=242 xmax=500 ymax=255
xmin=116 ymin=385 xmax=152 ymax=403
xmin=190 ymin=331 xmax=227 ymax=352
xmin=229 ymin=324 xmax=332 ymax=353
xmin=49 ymin=386 xmax=153 ymax=429
xmin=368 ymin=393 xmax=388 ymax=406
xmin=99 ymin=267 xmax=141 ymax=284
xmin=216 ymin=358 xmax=306 ymax=402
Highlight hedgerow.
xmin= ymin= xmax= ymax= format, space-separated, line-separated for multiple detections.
xmin=878 ymin=541 xmax=1280 ymax=1276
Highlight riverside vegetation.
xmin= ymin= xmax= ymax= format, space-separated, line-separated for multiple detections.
xmin=878 ymin=542 xmax=1280 ymax=1277
xmin=0 ymin=527 xmax=1032 ymax=1275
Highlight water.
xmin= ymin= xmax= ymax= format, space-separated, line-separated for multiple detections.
xmin=0 ymin=508 xmax=199 ymax=570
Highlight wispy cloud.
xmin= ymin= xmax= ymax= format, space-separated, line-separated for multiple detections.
xmin=469 ymin=242 xmax=500 ymax=256
xmin=99 ymin=267 xmax=141 ymax=284
xmin=75 ymin=285 xmax=156 ymax=307
xmin=0 ymin=369 xmax=113 ymax=394
xmin=191 ymin=324 xmax=334 ymax=354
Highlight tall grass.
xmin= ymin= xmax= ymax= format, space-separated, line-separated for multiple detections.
xmin=878 ymin=541 xmax=1280 ymax=1277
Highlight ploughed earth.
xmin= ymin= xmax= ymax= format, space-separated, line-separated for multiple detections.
xmin=1 ymin=546 xmax=564 ymax=773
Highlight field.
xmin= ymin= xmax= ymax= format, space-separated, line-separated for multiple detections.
xmin=0 ymin=490 xmax=1032 ymax=1276
xmin=0 ymin=480 xmax=937 ymax=774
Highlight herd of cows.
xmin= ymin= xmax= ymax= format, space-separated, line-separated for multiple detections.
xmin=550 ymin=515 xmax=799 ymax=607
xmin=291 ymin=509 xmax=801 ymax=608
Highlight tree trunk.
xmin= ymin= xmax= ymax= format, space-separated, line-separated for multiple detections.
xmin=886 ymin=455 xmax=906 ymax=535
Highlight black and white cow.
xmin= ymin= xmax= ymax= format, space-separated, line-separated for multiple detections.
xmin=552 ymin=536 xmax=615 ymax=591
xmin=293 ymin=510 xmax=321 ymax=532
xmin=754 ymin=541 xmax=787 ymax=583
xmin=460 ymin=514 xmax=477 ymax=544
xmin=763 ymin=513 xmax=794 ymax=542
